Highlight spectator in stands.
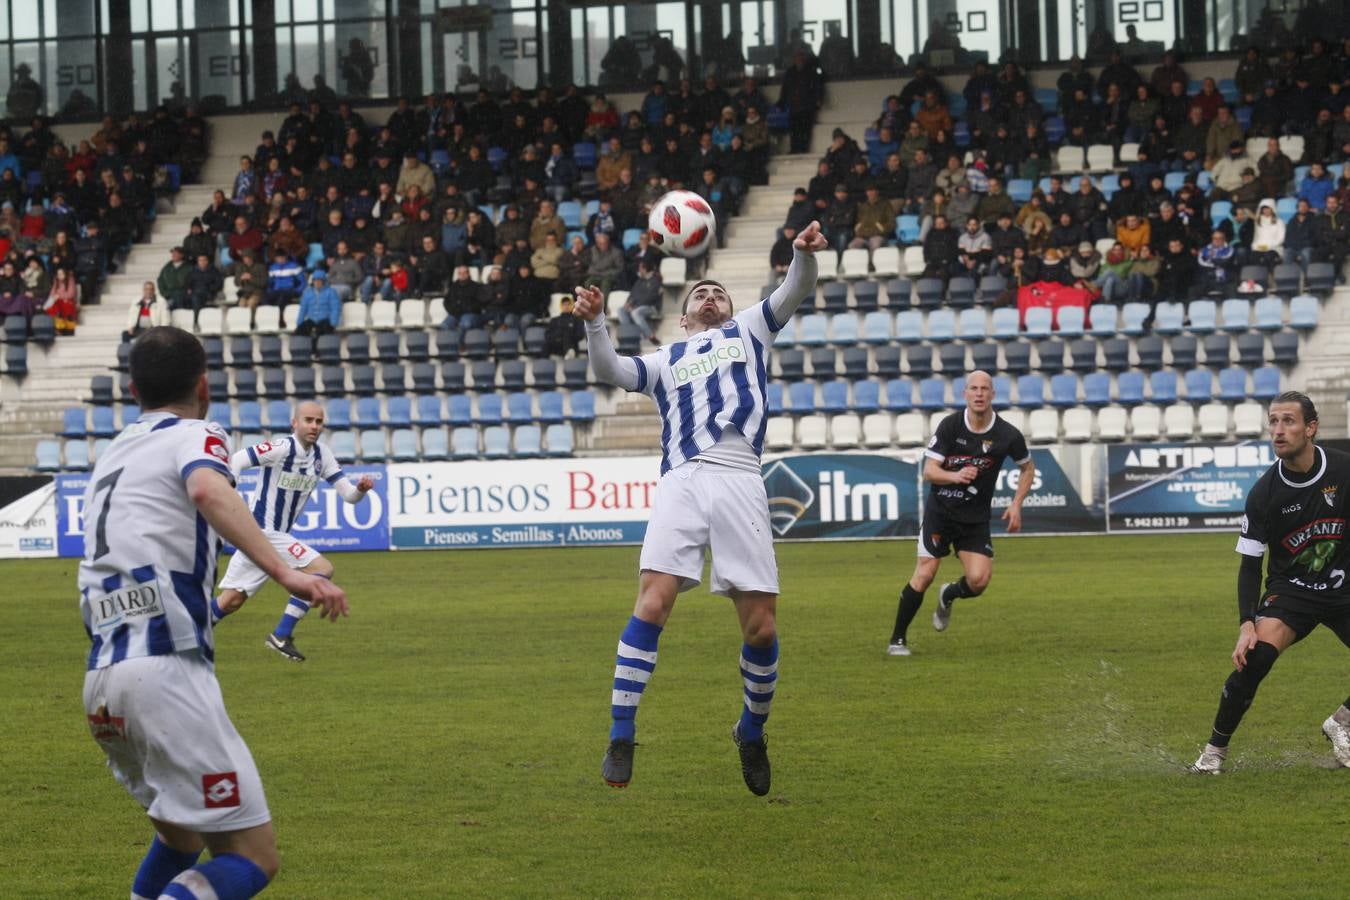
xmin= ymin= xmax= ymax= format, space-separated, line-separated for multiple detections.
xmin=769 ymin=224 xmax=798 ymax=276
xmin=1283 ymin=198 xmax=1319 ymax=269
xmin=1115 ymin=213 xmax=1151 ymax=255
xmin=410 ymin=233 xmax=450 ymax=297
xmin=1125 ymin=84 xmax=1160 ymax=144
xmin=231 ymin=156 xmax=256 ymax=203
xmin=1173 ymin=105 xmax=1208 ymax=172
xmin=780 ymin=51 xmax=823 ymax=154
xmin=325 ymin=240 xmax=362 ymax=301
xmin=293 ymin=270 xmax=340 ymax=345
xmin=1191 ymin=77 xmax=1224 ymax=122
xmin=850 ymin=184 xmax=894 ymax=250
xmin=267 ymin=215 xmax=308 ymax=261
xmin=529 ymin=200 xmax=567 ymax=251
xmin=555 ymin=234 xmax=588 ymax=290
xmin=185 ymin=253 xmax=223 ymax=325
xmin=922 ymin=214 xmax=958 ymax=278
xmin=1196 ymin=229 xmax=1238 ymax=294
xmin=1235 ymin=47 xmax=1274 ymax=104
xmin=230 ymin=247 xmax=266 ymax=309
xmin=1154 ymin=236 xmax=1194 ymax=302
xmin=74 ymin=220 xmax=107 ymax=301
xmin=359 ymin=240 xmax=394 ymax=303
xmin=905 ymin=148 xmax=938 ymax=213
xmin=1315 ymin=194 xmax=1348 ymax=278
xmin=545 ymin=295 xmax=587 ymax=356
xmin=823 ymin=183 xmax=857 ymax=252
xmin=509 ymin=262 xmax=548 ymax=327
xmin=478 ymin=265 xmax=512 ymax=329
xmin=582 ymin=231 xmax=624 ymax=296
xmin=1298 ymin=161 xmax=1335 ymax=209
xmin=619 ymin=260 xmax=662 ymax=345
xmin=1249 ymin=80 xmax=1283 ymax=137
xmin=1050 ymin=209 xmax=1086 ymax=253
xmin=1070 ymin=241 xmax=1102 ymax=291
xmin=915 ymin=91 xmax=953 ymax=141
xmin=1149 ymin=51 xmax=1188 ymax=99
xmin=442 ymin=266 xmax=482 ymax=330
xmin=1209 ymin=140 xmax=1254 ymax=199
xmin=43 ymin=267 xmax=77 ymax=335
xmin=596 ymin=136 xmax=631 ymax=193
xmin=1057 ymin=55 xmax=1093 ymax=113
xmin=975 ymin=176 xmax=1016 ymax=226
xmin=157 ymin=246 xmax=190 ymax=310
xmin=180 ymin=218 xmax=213 ymax=267
xmin=122 ymin=281 xmax=168 ymax=341
xmin=264 ymin=248 xmax=305 ymax=317
xmin=1205 ymin=109 xmax=1245 ymax=167
xmin=1094 ymin=242 xmax=1132 ymax=302
xmin=531 ymin=231 xmax=563 ymax=285
xmin=1250 ymin=202 xmax=1286 ymax=269
xmin=956 ymin=216 xmax=992 ymax=275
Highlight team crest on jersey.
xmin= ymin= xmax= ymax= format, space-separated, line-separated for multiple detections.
xmin=204 ymin=434 xmax=229 ymax=462
xmin=982 ymin=440 xmax=993 ymax=453
xmin=1324 ymin=485 xmax=1339 ymax=507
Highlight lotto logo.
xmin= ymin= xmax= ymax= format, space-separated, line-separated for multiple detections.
xmin=204 ymin=434 xmax=229 ymax=462
xmin=287 ymin=542 xmax=306 ymax=559
xmin=202 ymin=772 xmax=240 ymax=808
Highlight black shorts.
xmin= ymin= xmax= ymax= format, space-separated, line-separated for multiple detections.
xmin=1256 ymin=592 xmax=1350 ymax=644
xmin=918 ymin=509 xmax=994 ymax=559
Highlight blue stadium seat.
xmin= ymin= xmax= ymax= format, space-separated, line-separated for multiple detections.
xmin=917 ymin=377 xmax=946 ymax=411
xmin=545 ymin=423 xmax=575 ymax=457
xmin=358 ymin=430 xmax=387 ymax=462
xmin=1016 ymin=374 xmax=1045 ymax=409
xmin=767 ymin=382 xmax=785 ymax=415
xmin=939 ymin=343 xmax=967 ymax=373
xmin=572 ymin=142 xmax=597 ymax=169
xmin=506 ymin=392 xmax=535 ymax=423
xmin=410 ymin=362 xmax=436 ymax=393
xmin=89 ymin=406 xmax=116 ymax=438
xmin=830 ymin=314 xmax=860 ymax=345
xmin=971 ymin=343 xmax=999 ymax=372
xmin=353 ymin=396 xmax=381 ymax=428
xmin=1252 ymin=366 xmax=1280 ymax=400
xmin=1236 ymin=333 xmax=1265 ymax=368
xmin=1034 ymin=87 xmax=1058 ymax=113
xmin=884 ymin=378 xmax=914 ymax=412
xmin=486 ymin=146 xmax=507 ymax=171
xmin=1273 ymin=263 xmax=1302 ymax=295
xmin=421 ymin=427 xmax=449 ymax=461
xmin=621 ymin=227 xmax=643 ymax=250
xmin=413 ymin=394 xmax=443 ymax=426
xmin=476 ymin=394 xmax=503 ymax=425
xmin=1164 ymin=171 xmax=1187 ymax=192
xmin=305 ymin=243 xmax=325 ymax=269
xmin=773 ymin=317 xmax=796 ymax=347
xmin=1254 ymin=296 xmax=1284 ymax=331
xmin=1275 ymin=196 xmax=1296 ymax=222
xmin=1007 ymin=179 xmax=1033 ymax=203
xmin=1023 ymin=307 xmax=1052 ymax=339
xmin=390 ymin=428 xmax=419 ymax=462
xmin=1270 ymin=331 xmax=1299 ymax=366
xmin=326 ymin=397 xmax=352 ymax=430
xmin=991 ymin=307 xmax=1020 ymax=340
xmin=1290 ymin=295 xmax=1319 ymax=330
xmin=896 ymin=215 xmax=921 ymax=243
xmin=64 ymin=439 xmax=90 ymax=471
xmin=1152 ymin=301 xmax=1184 ymax=335
xmin=1135 ymin=336 xmax=1164 ymax=370
xmin=852 ymin=280 xmax=880 ymax=312
xmin=1100 ymin=339 xmax=1130 ymax=372
xmin=119 ymin=405 xmax=141 ymax=429
xmin=1218 ymin=367 xmax=1248 ymax=402
xmin=329 ymin=430 xmax=357 ymax=462
xmin=1083 ymin=372 xmax=1111 ymax=406
xmin=883 ymin=278 xmax=912 ymax=307
xmin=1184 ymin=369 xmax=1213 ymax=403
xmin=1170 ymin=335 xmax=1198 ymax=370
xmin=853 ymin=380 xmax=881 ymax=413
xmin=386 ymin=395 xmax=413 ymax=428
xmin=927 ymin=309 xmax=956 ymax=342
xmin=1068 ymin=339 xmax=1098 ymax=373
xmin=29 ymin=315 xmax=55 ymax=344
xmin=558 ymin=201 xmax=583 ymax=229
xmin=873 ymin=346 xmax=902 ymax=380
xmin=1306 ymin=262 xmax=1335 ymax=294
xmin=905 ymin=345 xmax=933 ymax=379
xmin=1120 ymin=303 xmax=1149 ymax=336
xmin=958 ymin=308 xmax=986 ymax=341
xmin=236 ymin=401 xmax=263 ymax=432
xmin=991 ymin=374 xmax=1013 ymax=410
xmin=1187 ymin=300 xmax=1217 ymax=334
xmin=777 ymin=349 xmax=805 ymax=380
xmin=514 ymin=424 xmax=543 ymax=458
xmin=916 ymin=278 xmax=946 ymax=309
xmin=895 ymin=310 xmax=924 ymax=343
xmin=351 ymin=365 xmax=377 ymax=395
xmin=567 ymin=391 xmax=596 ymax=422
xmin=451 ymin=427 xmax=480 ymax=459
xmin=841 ymin=347 xmax=870 ymax=379
xmin=60 ymin=407 xmax=87 ymax=439
xmin=1117 ymin=371 xmax=1146 ymax=406
xmin=797 ymin=314 xmax=829 ymax=346
xmin=1057 ymin=306 xmax=1085 ymax=337
xmin=263 ymin=400 xmax=290 ymax=432
xmin=1149 ymin=370 xmax=1178 ymax=403
xmin=483 ymin=425 xmax=511 ymax=458
xmin=207 ymin=400 xmax=234 ymax=430
xmin=788 ymin=381 xmax=816 ymax=415
xmin=820 ymin=380 xmax=850 ymax=414
xmin=531 ymin=358 xmax=557 ymax=390
xmin=537 ymin=391 xmax=565 ymax=425
xmin=1003 ymin=341 xmax=1032 ymax=374
xmin=1036 ymin=339 xmax=1065 ymax=374
xmin=947 ymin=277 xmax=976 ymax=309
xmin=1202 ymin=333 xmax=1231 ymax=368
xmin=259 ymin=369 xmax=286 ymax=400
xmin=34 ymin=439 xmax=61 ymax=472
xmin=469 ymin=360 xmax=498 ymax=391
xmin=950 ymin=376 xmax=966 ymax=402
xmin=1087 ymin=303 xmax=1118 ymax=336
xmin=821 ymin=282 xmax=850 ymax=313
xmin=1049 ymin=373 xmax=1078 ymax=408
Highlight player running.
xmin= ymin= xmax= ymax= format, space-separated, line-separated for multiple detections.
xmin=1191 ymin=392 xmax=1350 ymax=773
xmin=211 ymin=400 xmax=373 ymax=662
xmin=573 ymin=219 xmax=826 ymax=795
xmin=886 ymin=371 xmax=1035 ymax=656
xmin=80 ymin=326 xmax=347 ymax=899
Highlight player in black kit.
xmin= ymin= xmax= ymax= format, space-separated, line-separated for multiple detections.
xmin=887 ymin=371 xmax=1036 ymax=656
xmin=1191 ymin=392 xmax=1350 ymax=772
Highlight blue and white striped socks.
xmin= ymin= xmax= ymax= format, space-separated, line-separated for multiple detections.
xmin=272 ymin=597 xmax=310 ymax=638
xmin=738 ymin=639 xmax=779 ymax=742
xmin=130 ymin=836 xmax=200 ymax=899
xmin=610 ymin=615 xmax=662 ymax=742
xmin=158 ymin=853 xmax=268 ymax=899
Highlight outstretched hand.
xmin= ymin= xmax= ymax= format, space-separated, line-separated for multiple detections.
xmin=794 ymin=220 xmax=828 ymax=254
xmin=571 ymin=285 xmax=605 ymax=322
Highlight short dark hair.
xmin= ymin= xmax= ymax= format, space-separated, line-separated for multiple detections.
xmin=683 ymin=279 xmax=732 ymax=314
xmin=130 ymin=327 xmax=206 ymax=410
xmin=1272 ymin=391 xmax=1318 ymax=425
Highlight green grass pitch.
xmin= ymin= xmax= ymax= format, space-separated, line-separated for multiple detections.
xmin=6 ymin=533 xmax=1350 ymax=897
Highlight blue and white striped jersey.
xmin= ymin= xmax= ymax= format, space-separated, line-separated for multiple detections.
xmin=78 ymin=412 xmax=235 ymax=671
xmin=239 ymin=435 xmax=345 ymax=534
xmin=629 ymin=297 xmax=782 ymax=475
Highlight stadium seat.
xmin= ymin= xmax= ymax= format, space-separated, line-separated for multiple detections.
xmin=1184 ymin=369 xmax=1213 ymax=404
xmin=1097 ymin=338 xmax=1128 ymax=372
xmin=853 ymin=280 xmax=881 ymax=312
xmin=788 ymin=381 xmax=817 ymax=415
xmin=1149 ymin=370 xmax=1178 ymax=404
xmin=1081 ymin=372 xmax=1111 ymax=407
xmin=914 ymin=278 xmax=945 ymax=310
xmin=1129 ymin=405 xmax=1162 ymax=440
xmin=445 ymin=394 xmax=473 ymax=428
xmin=820 ymin=380 xmax=850 ymax=414
xmin=990 ymin=307 xmax=1020 ymax=340
xmin=544 ymin=423 xmax=574 ymax=457
xmin=1152 ymin=302 xmax=1184 ymax=335
xmin=777 ymin=348 xmax=806 ymax=380
xmin=1198 ymin=404 xmax=1230 ymax=439
xmin=1219 ymin=299 xmax=1251 ymax=333
xmin=1088 ymin=304 xmax=1118 ymax=336
xmin=1056 ymin=305 xmax=1085 ymax=338
xmin=483 ymin=425 xmax=511 ymax=458
xmin=848 ymin=379 xmax=879 ymax=413
xmin=567 ymin=391 xmax=596 ymax=422
xmin=871 ymin=247 xmax=901 ymax=279
xmin=413 ymin=395 xmax=444 ymax=427
xmin=895 ymin=309 xmax=924 ymax=343
xmin=64 ymin=439 xmax=90 ymax=470
xmin=1252 ymin=296 xmax=1283 ymax=331
xmin=339 ymin=301 xmax=368 ymax=331
xmin=1028 ymin=409 xmax=1060 ymax=444
xmin=432 ymin=329 xmax=460 ymax=361
xmin=89 ymin=375 xmax=115 ymax=405
xmin=1097 ymin=407 xmax=1128 ymax=442
xmin=1023 ymin=307 xmax=1052 ymax=339
xmin=884 ymin=277 xmax=913 ymax=307
xmin=1036 ymin=340 xmax=1066 ymax=375
xmin=916 ymin=377 xmax=946 ymax=411
xmin=388 ymin=428 xmax=418 ymax=462
xmin=947 ymin=277 xmax=976 ymax=309
xmin=450 ymin=427 xmax=479 ymax=459
xmin=324 ymin=430 xmax=354 ymax=463
xmin=513 ymin=424 xmax=543 ymax=458
xmin=397 ymin=298 xmax=428 ymax=328
xmin=861 ymin=413 xmax=892 ymax=447
xmin=1170 ymin=335 xmax=1197 ymax=370
xmin=1086 ymin=144 xmax=1114 ymax=172
xmin=1234 ymin=332 xmax=1265 ymax=368
xmin=839 ymin=248 xmax=870 ymax=278
xmin=530 ymin=391 xmax=563 ymax=425
xmin=1233 ymin=402 xmax=1264 ymax=438
xmin=476 ymin=394 xmax=504 ymax=426
xmin=831 ymin=415 xmax=862 ymax=448
xmin=1120 ymin=303 xmax=1150 ymax=336
xmin=971 ymin=343 xmax=999 ymax=373
xmin=1186 ymin=300 xmax=1217 ymax=334
xmin=500 ymin=359 xmax=527 ymax=392
xmin=1135 ymin=336 xmax=1163 ymax=371
xmin=927 ymin=309 xmax=956 ymax=342
xmin=1049 ymin=373 xmax=1078 ymax=408
xmin=773 ymin=318 xmax=796 ymax=348
xmin=884 ymin=378 xmax=914 ymax=413
xmin=1215 ymin=367 xmax=1247 ymax=403
xmin=1056 ymin=145 xmax=1085 ymax=172
xmin=905 ymin=345 xmax=933 ymax=379
xmin=505 ymin=392 xmax=534 ymax=424
xmin=818 ymin=282 xmax=848 ymax=313
xmin=1007 ymin=179 xmax=1033 ymax=203
xmin=861 ymin=311 xmax=893 ymax=345
xmin=765 ymin=417 xmax=795 ymax=450
xmin=262 ymin=400 xmax=289 ymax=432
xmin=797 ymin=415 xmax=828 ymax=449
xmin=350 ymin=396 xmax=379 ymax=429
xmin=1306 ymin=262 xmax=1335 ymax=294
xmin=386 ymin=395 xmax=413 ymax=428
xmin=938 ymin=344 xmax=966 ymax=373
xmin=34 ymin=438 xmax=62 ymax=472
xmin=1202 ymin=333 xmax=1231 ymax=368
xmin=830 ymin=314 xmax=860 ymax=345
xmin=1251 ymin=366 xmax=1280 ymax=401
xmin=977 ymin=275 xmax=1007 ymax=305
xmin=60 ymin=407 xmax=87 ymax=439
xmin=957 ymin=308 xmax=986 ymax=341
xmin=659 ymin=257 xmax=687 ymax=287
xmin=1163 ymin=403 xmax=1196 ymax=439
xmin=1016 ymin=374 xmax=1045 ymax=409
xmin=88 ymin=406 xmax=116 ymax=438
xmin=463 ymin=328 xmax=491 ymax=360
xmin=873 ymin=345 xmax=902 ymax=380
xmin=531 ymin=358 xmax=558 ymax=390
xmin=1289 ymin=295 xmax=1319 ymax=330
xmin=1272 ymin=263 xmax=1301 ymax=295
xmin=224 ymin=306 xmax=253 ymax=334
xmin=766 ymin=383 xmax=785 ymax=416
xmin=1067 ymin=339 xmax=1097 ymax=373
xmin=1117 ymin=371 xmax=1146 ymax=406
xmin=1003 ymin=341 xmax=1032 ymax=375
xmin=809 ymin=347 xmax=837 ymax=378
xmin=796 ymin=313 xmax=829 ymax=347
xmin=895 ymin=412 xmax=926 ymax=446
xmin=563 ymin=359 xmax=591 ymax=391
xmin=436 ymin=361 xmax=464 ymax=394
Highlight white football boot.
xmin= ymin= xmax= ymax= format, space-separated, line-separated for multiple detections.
xmin=1189 ymin=744 xmax=1227 ymax=774
xmin=1322 ymin=716 xmax=1350 ymax=767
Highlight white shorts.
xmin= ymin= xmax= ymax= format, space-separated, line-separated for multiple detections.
xmin=639 ymin=461 xmax=779 ymax=597
xmin=83 ymin=652 xmax=271 ymax=832
xmin=218 ymin=530 xmax=321 ymax=597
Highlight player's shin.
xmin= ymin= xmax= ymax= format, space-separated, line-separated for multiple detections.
xmin=891 ymin=584 xmax=925 ymax=643
xmin=158 ymin=853 xmax=269 ymax=900
xmin=738 ymin=638 xmax=778 ymax=742
xmin=611 ymin=615 xmax=662 ymax=741
xmin=942 ymin=576 xmax=982 ymax=604
xmin=131 ymin=837 xmax=201 ymax=900
xmin=1209 ymin=641 xmax=1280 ymax=747
xmin=272 ymin=597 xmax=311 ymax=638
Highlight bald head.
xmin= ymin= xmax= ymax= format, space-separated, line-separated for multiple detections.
xmin=965 ymin=370 xmax=994 ymax=416
xmin=292 ymin=400 xmax=327 ymax=448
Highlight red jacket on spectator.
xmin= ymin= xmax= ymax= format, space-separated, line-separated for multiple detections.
xmin=1190 ymin=86 xmax=1223 ymax=122
xmin=20 ymin=211 xmax=45 ymax=239
xmin=228 ymin=226 xmax=264 ymax=263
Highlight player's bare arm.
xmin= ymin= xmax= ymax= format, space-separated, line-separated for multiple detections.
xmin=186 ymin=468 xmax=349 ymax=620
xmin=1002 ymin=458 xmax=1036 ymax=532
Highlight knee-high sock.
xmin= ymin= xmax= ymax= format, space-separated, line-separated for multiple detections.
xmin=941 ymin=576 xmax=981 ymax=605
xmin=158 ymin=853 xmax=268 ymax=899
xmin=272 ymin=597 xmax=310 ymax=638
xmin=1210 ymin=640 xmax=1280 ymax=747
xmin=738 ymin=639 xmax=779 ymax=742
xmin=891 ymin=584 xmax=925 ymax=643
xmin=611 ymin=616 xmax=662 ymax=742
xmin=131 ymin=837 xmax=200 ymax=900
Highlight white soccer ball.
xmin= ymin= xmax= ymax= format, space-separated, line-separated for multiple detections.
xmin=648 ymin=190 xmax=716 ymax=258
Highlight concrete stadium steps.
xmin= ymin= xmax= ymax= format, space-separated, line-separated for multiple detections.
xmin=588 ymin=398 xmax=663 ymax=452
xmin=1290 ymin=286 xmax=1350 ymax=437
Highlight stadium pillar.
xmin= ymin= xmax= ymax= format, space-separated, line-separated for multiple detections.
xmin=252 ymin=0 xmax=279 ymax=106
xmin=854 ymin=0 xmax=881 ymax=75
xmin=394 ymin=0 xmax=423 ymax=99
xmin=545 ymin=1 xmax=571 ymax=90
xmin=105 ymin=0 xmax=133 ymax=117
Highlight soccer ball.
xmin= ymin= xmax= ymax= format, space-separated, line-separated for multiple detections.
xmin=648 ymin=191 xmax=716 ymax=258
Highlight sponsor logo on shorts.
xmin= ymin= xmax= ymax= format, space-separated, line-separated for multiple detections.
xmin=203 ymin=772 xmax=240 ymax=808
xmin=87 ymin=705 xmax=126 ymax=741
xmin=670 ymin=336 xmax=747 ymax=387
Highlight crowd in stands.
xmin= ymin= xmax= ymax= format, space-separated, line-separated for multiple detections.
xmin=146 ymin=69 xmax=824 ymax=355
xmin=0 ymin=106 xmax=206 ymax=342
xmin=780 ymin=39 xmax=1350 ymax=313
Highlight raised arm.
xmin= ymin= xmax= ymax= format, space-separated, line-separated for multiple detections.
xmin=766 ymin=220 xmax=826 ymax=329
xmin=573 ymin=284 xmax=643 ymax=391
